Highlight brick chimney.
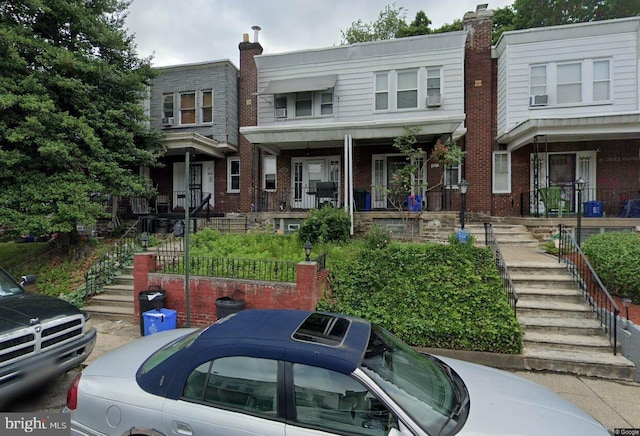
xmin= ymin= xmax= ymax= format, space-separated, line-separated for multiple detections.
xmin=463 ymin=5 xmax=494 ymax=215
xmin=238 ymin=27 xmax=263 ymax=213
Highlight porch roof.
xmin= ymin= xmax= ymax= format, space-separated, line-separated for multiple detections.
xmin=160 ymin=132 xmax=238 ymax=158
xmin=240 ymin=115 xmax=466 ymax=155
xmin=259 ymin=74 xmax=338 ymax=95
xmin=497 ymin=113 xmax=640 ymax=151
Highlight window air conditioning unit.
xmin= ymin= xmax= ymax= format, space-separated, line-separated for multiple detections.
xmin=275 ymin=108 xmax=287 ymax=118
xmin=426 ymin=94 xmax=442 ymax=107
xmin=529 ymin=95 xmax=548 ymax=107
xmin=162 ymin=117 xmax=175 ymax=126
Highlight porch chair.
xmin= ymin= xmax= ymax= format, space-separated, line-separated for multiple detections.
xmin=155 ymin=194 xmax=171 ymax=213
xmin=130 ymin=197 xmax=151 ymax=215
xmin=540 ymin=186 xmax=570 ymax=218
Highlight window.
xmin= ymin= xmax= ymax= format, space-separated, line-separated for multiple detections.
xmin=162 ymin=94 xmax=174 ymax=119
xmin=263 ymin=156 xmax=276 ymax=191
xmin=426 ymin=68 xmax=441 ymax=102
xmin=201 ymin=90 xmax=212 ymax=123
xmin=296 ymin=92 xmax=312 ymax=117
xmin=397 ymin=70 xmax=418 ymax=109
xmin=321 ymin=92 xmax=333 ymax=115
xmin=180 ymin=92 xmax=196 ymax=124
xmin=557 ymin=62 xmax=582 ymax=104
xmin=444 ymin=161 xmax=460 ymax=187
xmin=292 ymin=363 xmax=398 ymax=435
xmin=275 ymin=96 xmax=287 ymax=118
xmin=227 ymin=157 xmax=240 ymax=193
xmin=183 ymin=357 xmax=277 ymax=416
xmin=592 ymin=60 xmax=610 ymax=101
xmin=529 ymin=65 xmax=547 ymax=99
xmin=375 ymin=73 xmax=388 ymax=110
xmin=493 ymin=152 xmax=511 ymax=193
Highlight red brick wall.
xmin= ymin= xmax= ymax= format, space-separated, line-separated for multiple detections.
xmin=238 ymin=39 xmax=263 ymax=213
xmin=134 ymin=254 xmax=327 ymax=328
xmin=463 ymin=10 xmax=494 ymax=215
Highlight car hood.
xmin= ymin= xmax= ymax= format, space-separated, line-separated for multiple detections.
xmin=438 ymin=356 xmax=609 ymax=435
xmin=0 ymin=293 xmax=82 ymax=330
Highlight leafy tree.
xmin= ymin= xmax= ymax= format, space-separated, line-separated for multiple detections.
xmin=341 ymin=3 xmax=408 ymax=44
xmin=512 ymin=0 xmax=640 ymax=29
xmin=0 ymin=0 xmax=162 ymax=244
xmin=396 ymin=10 xmax=432 ymax=37
xmin=492 ymin=6 xmax=516 ymax=43
xmin=432 ymin=19 xmax=463 ymax=34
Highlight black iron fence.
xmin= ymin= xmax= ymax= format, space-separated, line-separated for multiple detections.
xmin=557 ymin=224 xmax=619 ymax=355
xmin=483 ymin=223 xmax=518 ymax=313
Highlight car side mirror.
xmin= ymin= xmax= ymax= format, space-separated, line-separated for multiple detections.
xmin=21 ymin=275 xmax=37 ymax=286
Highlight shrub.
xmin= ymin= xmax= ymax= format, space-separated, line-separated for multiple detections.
xmin=582 ymin=232 xmax=640 ymax=303
xmin=364 ymin=225 xmax=392 ymax=250
xmin=298 ymin=206 xmax=351 ymax=244
xmin=320 ymin=242 xmax=522 ymax=353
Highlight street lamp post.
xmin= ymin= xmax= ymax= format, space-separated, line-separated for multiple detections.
xmin=304 ymin=241 xmax=313 ymax=262
xmin=459 ymin=180 xmax=469 ymax=230
xmin=622 ymin=298 xmax=632 ymax=329
xmin=575 ymin=178 xmax=585 ymax=246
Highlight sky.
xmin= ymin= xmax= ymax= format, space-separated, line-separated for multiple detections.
xmin=124 ymin=0 xmax=514 ymax=68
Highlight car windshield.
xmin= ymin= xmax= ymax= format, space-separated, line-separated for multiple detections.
xmin=0 ymin=269 xmax=24 ymax=297
xmin=360 ymin=324 xmax=468 ymax=436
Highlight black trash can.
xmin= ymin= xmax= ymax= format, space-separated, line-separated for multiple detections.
xmin=138 ymin=285 xmax=167 ymax=336
xmin=155 ymin=218 xmax=169 ymax=234
xmin=216 ymin=294 xmax=245 ymax=320
xmin=354 ymin=188 xmax=367 ymax=210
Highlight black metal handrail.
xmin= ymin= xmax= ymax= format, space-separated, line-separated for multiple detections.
xmin=557 ymin=224 xmax=619 ymax=355
xmin=83 ymin=219 xmax=141 ymax=301
xmin=484 ymin=223 xmax=518 ymax=313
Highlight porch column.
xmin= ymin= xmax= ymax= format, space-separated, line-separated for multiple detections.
xmin=344 ymin=134 xmax=354 ymax=235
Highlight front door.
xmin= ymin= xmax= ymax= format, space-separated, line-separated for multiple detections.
xmin=291 ymin=157 xmax=340 ymax=209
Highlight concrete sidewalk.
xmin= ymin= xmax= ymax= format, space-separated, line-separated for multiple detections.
xmin=90 ymin=315 xmax=640 ymax=432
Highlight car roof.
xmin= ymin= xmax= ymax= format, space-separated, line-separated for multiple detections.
xmin=138 ymin=309 xmax=372 ymax=398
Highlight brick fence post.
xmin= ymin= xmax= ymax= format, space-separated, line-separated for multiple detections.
xmin=133 ymin=253 xmax=156 ymax=317
xmin=296 ymin=261 xmax=318 ymax=310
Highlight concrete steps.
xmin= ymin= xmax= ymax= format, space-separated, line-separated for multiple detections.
xmin=83 ymin=266 xmax=135 ymax=323
xmin=500 ymin=236 xmax=636 ymax=381
xmin=465 ymin=223 xmax=540 ymax=247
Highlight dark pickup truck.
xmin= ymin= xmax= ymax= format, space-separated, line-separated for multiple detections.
xmin=0 ymin=266 xmax=97 ymax=403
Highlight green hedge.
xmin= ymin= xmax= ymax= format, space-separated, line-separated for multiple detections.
xmin=582 ymin=232 xmax=640 ymax=303
xmin=320 ymin=242 xmax=522 ymax=354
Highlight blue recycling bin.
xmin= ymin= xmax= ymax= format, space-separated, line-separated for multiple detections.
xmin=456 ymin=229 xmax=470 ymax=244
xmin=583 ymin=201 xmax=603 ymax=217
xmin=143 ymin=308 xmax=177 ymax=336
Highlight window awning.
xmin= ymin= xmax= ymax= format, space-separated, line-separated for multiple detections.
xmin=260 ymin=74 xmax=337 ymax=95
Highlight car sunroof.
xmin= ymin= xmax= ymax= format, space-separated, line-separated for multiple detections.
xmin=292 ymin=312 xmax=350 ymax=347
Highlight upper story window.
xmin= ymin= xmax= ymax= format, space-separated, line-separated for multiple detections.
xmin=180 ymin=92 xmax=196 ymax=124
xmin=275 ymin=96 xmax=287 ymax=118
xmin=321 ymin=92 xmax=333 ymax=115
xmin=296 ymin=92 xmax=312 ymax=117
xmin=557 ymin=62 xmax=582 ymax=104
xmin=397 ymin=70 xmax=418 ymax=109
xmin=227 ymin=157 xmax=240 ymax=193
xmin=375 ymin=73 xmax=389 ymax=110
xmin=426 ymin=68 xmax=442 ymax=107
xmin=528 ymin=59 xmax=610 ymax=108
xmin=201 ymin=90 xmax=212 ymax=123
xmin=593 ymin=60 xmax=610 ymax=101
xmin=263 ymin=156 xmax=276 ymax=191
xmin=162 ymin=94 xmax=174 ymax=119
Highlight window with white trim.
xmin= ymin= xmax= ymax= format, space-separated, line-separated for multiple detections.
xmin=295 ymin=92 xmax=312 ymax=117
xmin=180 ymin=92 xmax=196 ymax=124
xmin=426 ymin=68 xmax=441 ymax=100
xmin=556 ymin=62 xmax=582 ymax=104
xmin=263 ymin=156 xmax=276 ymax=191
xmin=201 ymin=90 xmax=212 ymax=123
xmin=529 ymin=65 xmax=547 ymax=100
xmin=592 ymin=60 xmax=610 ymax=101
xmin=375 ymin=72 xmax=389 ymax=110
xmin=493 ymin=152 xmax=511 ymax=193
xmin=227 ymin=157 xmax=240 ymax=193
xmin=397 ymin=70 xmax=418 ymax=109
xmin=321 ymin=92 xmax=333 ymax=115
xmin=444 ymin=161 xmax=460 ymax=188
